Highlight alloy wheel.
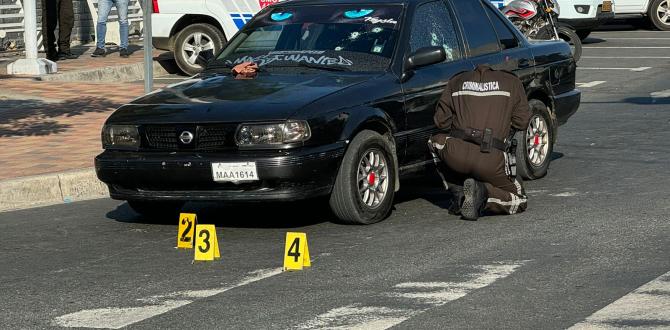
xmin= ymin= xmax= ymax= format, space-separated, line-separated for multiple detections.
xmin=526 ymin=115 xmax=550 ymax=166
xmin=357 ymin=149 xmax=389 ymax=209
xmin=657 ymin=0 xmax=670 ymax=25
xmin=181 ymin=32 xmax=215 ymax=66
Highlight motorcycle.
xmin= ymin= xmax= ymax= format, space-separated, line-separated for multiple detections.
xmin=501 ymin=0 xmax=582 ymax=61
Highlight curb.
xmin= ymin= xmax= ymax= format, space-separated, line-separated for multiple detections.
xmin=37 ymin=60 xmax=169 ymax=82
xmin=0 ymin=168 xmax=109 ymax=213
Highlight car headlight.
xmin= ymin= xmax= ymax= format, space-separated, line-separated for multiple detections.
xmin=102 ymin=125 xmax=140 ymax=150
xmin=236 ymin=121 xmax=311 ymax=147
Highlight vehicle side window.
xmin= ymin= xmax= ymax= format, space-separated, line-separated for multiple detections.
xmin=484 ymin=2 xmax=520 ymax=50
xmin=409 ymin=0 xmax=461 ymax=62
xmin=450 ymin=0 xmax=500 ymax=56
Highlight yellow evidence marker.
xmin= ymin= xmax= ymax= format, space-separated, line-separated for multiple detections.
xmin=194 ymin=225 xmax=220 ymax=261
xmin=177 ymin=213 xmax=196 ymax=249
xmin=283 ymin=232 xmax=311 ymax=271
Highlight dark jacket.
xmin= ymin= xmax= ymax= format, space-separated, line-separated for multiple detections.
xmin=434 ymin=65 xmax=530 ymax=142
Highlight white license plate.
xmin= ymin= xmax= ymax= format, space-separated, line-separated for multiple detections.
xmin=211 ymin=162 xmax=258 ymax=182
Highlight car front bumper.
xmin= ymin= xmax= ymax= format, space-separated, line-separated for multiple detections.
xmin=95 ymin=142 xmax=346 ymax=202
xmin=559 ymin=8 xmax=616 ymax=30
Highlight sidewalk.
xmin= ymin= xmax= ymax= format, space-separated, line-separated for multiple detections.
xmin=0 ymin=44 xmax=184 ymax=211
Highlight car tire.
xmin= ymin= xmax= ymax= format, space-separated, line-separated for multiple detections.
xmin=649 ymin=0 xmax=670 ymax=31
xmin=576 ymin=30 xmax=591 ymax=41
xmin=127 ymin=200 xmax=185 ymax=219
xmin=557 ymin=26 xmax=582 ymax=62
xmin=174 ymin=23 xmax=225 ymax=76
xmin=515 ymin=99 xmax=555 ymax=180
xmin=329 ymin=130 xmax=396 ymax=225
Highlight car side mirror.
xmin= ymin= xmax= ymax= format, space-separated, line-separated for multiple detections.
xmin=401 ymin=46 xmax=447 ymax=82
xmin=195 ymin=49 xmax=215 ymax=67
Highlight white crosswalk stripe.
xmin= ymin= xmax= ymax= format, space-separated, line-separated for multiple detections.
xmin=299 ymin=261 xmax=526 ymax=330
xmin=577 ymin=81 xmax=606 ymax=88
xmin=569 ymin=271 xmax=670 ymax=329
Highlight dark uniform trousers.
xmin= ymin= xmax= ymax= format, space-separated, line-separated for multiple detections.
xmin=431 ymin=136 xmax=527 ymax=215
xmin=431 ymin=65 xmax=531 ymax=215
xmin=42 ymin=0 xmax=74 ymax=56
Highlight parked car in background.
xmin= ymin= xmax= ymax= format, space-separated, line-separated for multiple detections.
xmin=151 ymin=0 xmax=283 ymax=75
xmin=491 ymin=0 xmax=615 ymax=39
xmin=614 ymin=0 xmax=669 ymax=30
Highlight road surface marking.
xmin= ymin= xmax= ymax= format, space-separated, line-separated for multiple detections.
xmin=577 ymin=81 xmax=606 ymax=88
xmin=299 ymin=261 xmax=526 ymax=330
xmin=53 ymin=268 xmax=283 ymax=329
xmin=569 ymin=271 xmax=670 ymax=329
xmin=578 ymin=67 xmax=651 ymax=72
xmin=651 ymin=89 xmax=670 ymax=99
xmin=582 ymin=56 xmax=670 ymax=59
xmin=597 ymin=38 xmax=670 ymax=40
xmin=584 ymin=46 xmax=670 ymax=49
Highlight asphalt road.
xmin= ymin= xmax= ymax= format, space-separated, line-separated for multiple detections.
xmin=2 ymin=30 xmax=669 ymax=329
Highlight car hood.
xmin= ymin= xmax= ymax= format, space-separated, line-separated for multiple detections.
xmin=107 ymin=72 xmax=376 ymax=124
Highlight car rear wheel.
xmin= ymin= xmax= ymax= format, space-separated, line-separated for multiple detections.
xmin=649 ymin=0 xmax=670 ymax=31
xmin=515 ymin=99 xmax=555 ymax=180
xmin=127 ymin=200 xmax=185 ymax=219
xmin=174 ymin=23 xmax=225 ymax=76
xmin=329 ymin=130 xmax=396 ymax=225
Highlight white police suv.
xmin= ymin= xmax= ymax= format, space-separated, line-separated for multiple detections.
xmin=150 ymin=0 xmax=282 ymax=75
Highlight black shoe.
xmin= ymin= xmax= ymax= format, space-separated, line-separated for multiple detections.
xmin=447 ymin=185 xmax=464 ymax=215
xmin=119 ymin=48 xmax=130 ymax=58
xmin=461 ymin=178 xmax=488 ymax=221
xmin=46 ymin=53 xmax=59 ymax=62
xmin=57 ymin=52 xmax=78 ymax=60
xmin=91 ymin=47 xmax=106 ymax=57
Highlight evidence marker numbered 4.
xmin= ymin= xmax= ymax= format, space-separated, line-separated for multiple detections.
xmin=284 ymin=232 xmax=311 ymax=271
xmin=212 ymin=162 xmax=259 ymax=182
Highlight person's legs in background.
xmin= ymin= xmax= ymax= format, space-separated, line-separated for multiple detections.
xmin=92 ymin=0 xmax=113 ymax=57
xmin=115 ymin=0 xmax=130 ymax=57
xmin=41 ymin=0 xmax=58 ymax=61
xmin=57 ymin=0 xmax=77 ymax=59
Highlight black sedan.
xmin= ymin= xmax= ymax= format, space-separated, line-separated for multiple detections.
xmin=96 ymin=0 xmax=580 ymax=224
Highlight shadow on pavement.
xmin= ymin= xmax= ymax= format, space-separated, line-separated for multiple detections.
xmin=0 ymin=96 xmax=118 ymax=137
xmin=107 ymin=199 xmax=333 ymax=228
xmin=582 ymin=96 xmax=670 ymax=105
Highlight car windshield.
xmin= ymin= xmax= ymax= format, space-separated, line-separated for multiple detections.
xmin=212 ymin=5 xmax=403 ymax=73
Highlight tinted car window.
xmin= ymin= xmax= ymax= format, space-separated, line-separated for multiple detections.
xmin=409 ymin=1 xmax=461 ymax=62
xmin=450 ymin=0 xmax=499 ymax=56
xmin=484 ymin=3 xmax=519 ymax=50
xmin=214 ymin=5 xmax=403 ymax=72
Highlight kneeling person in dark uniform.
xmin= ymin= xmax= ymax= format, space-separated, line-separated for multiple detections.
xmin=429 ymin=65 xmax=531 ymax=220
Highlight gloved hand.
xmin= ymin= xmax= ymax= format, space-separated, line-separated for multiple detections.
xmin=232 ymin=62 xmax=259 ymax=79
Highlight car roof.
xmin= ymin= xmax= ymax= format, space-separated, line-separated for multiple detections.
xmin=279 ymin=0 xmax=411 ymax=6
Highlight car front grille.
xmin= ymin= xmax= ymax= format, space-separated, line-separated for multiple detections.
xmin=143 ymin=124 xmax=236 ymax=151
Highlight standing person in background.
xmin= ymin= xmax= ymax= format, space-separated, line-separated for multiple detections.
xmin=42 ymin=0 xmax=77 ymax=61
xmin=91 ymin=0 xmax=130 ymax=58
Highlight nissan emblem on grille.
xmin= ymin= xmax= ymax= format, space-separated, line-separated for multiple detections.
xmin=179 ymin=131 xmax=194 ymax=144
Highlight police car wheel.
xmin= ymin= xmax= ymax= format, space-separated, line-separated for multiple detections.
xmin=649 ymin=0 xmax=670 ymax=31
xmin=329 ymin=130 xmax=396 ymax=225
xmin=174 ymin=23 xmax=226 ymax=76
xmin=127 ymin=200 xmax=185 ymax=220
xmin=515 ymin=100 xmax=555 ymax=180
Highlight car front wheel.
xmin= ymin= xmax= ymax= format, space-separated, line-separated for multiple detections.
xmin=515 ymin=99 xmax=555 ymax=180
xmin=174 ymin=23 xmax=225 ymax=76
xmin=329 ymin=130 xmax=396 ymax=225
xmin=649 ymin=0 xmax=670 ymax=31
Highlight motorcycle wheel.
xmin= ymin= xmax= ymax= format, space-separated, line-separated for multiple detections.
xmin=556 ymin=26 xmax=582 ymax=62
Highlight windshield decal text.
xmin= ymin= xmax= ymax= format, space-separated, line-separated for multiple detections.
xmin=364 ymin=17 xmax=398 ymax=25
xmin=228 ymin=51 xmax=353 ymax=67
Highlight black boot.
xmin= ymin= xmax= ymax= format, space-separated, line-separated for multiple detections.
xmin=447 ymin=185 xmax=464 ymax=215
xmin=461 ymin=178 xmax=488 ymax=221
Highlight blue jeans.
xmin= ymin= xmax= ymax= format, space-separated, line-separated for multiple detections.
xmin=96 ymin=0 xmax=129 ymax=49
